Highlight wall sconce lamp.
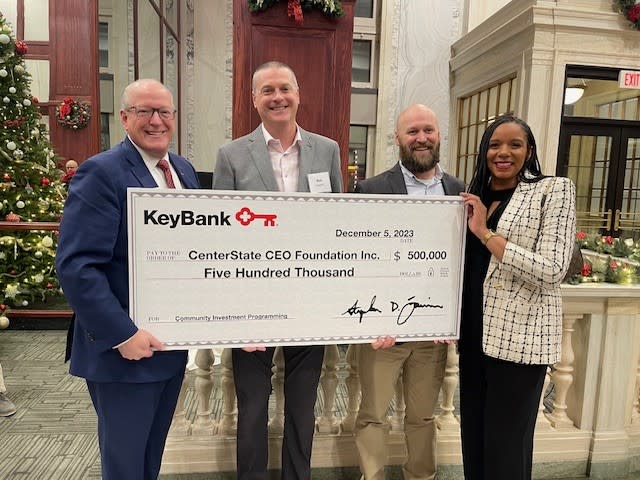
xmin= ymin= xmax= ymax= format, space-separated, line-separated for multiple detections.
xmin=564 ymin=79 xmax=587 ymax=105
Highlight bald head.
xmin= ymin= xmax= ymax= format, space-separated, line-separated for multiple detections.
xmin=395 ymin=104 xmax=439 ymax=133
xmin=121 ymin=79 xmax=173 ymax=110
xmin=395 ymin=104 xmax=441 ymax=179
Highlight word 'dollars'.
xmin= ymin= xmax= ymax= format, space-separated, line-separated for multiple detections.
xmin=143 ymin=209 xmax=231 ymax=228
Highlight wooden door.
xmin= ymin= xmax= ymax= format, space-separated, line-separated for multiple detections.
xmin=233 ymin=0 xmax=355 ymax=189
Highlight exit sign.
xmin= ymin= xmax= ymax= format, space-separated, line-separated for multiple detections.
xmin=619 ymin=70 xmax=640 ymax=89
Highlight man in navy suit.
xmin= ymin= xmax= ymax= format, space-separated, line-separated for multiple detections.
xmin=56 ymin=79 xmax=200 ymax=480
xmin=214 ymin=61 xmax=342 ymax=480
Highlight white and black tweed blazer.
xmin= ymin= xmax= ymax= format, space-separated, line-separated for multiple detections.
xmin=482 ymin=176 xmax=576 ymax=365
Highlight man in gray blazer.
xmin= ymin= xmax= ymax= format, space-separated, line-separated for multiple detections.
xmin=213 ymin=61 xmax=342 ymax=480
xmin=354 ymin=104 xmax=464 ymax=480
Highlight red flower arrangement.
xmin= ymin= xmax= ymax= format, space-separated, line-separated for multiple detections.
xmin=615 ymin=0 xmax=640 ymax=30
xmin=55 ymin=97 xmax=91 ymax=130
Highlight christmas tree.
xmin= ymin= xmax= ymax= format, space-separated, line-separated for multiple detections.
xmin=0 ymin=13 xmax=66 ymax=314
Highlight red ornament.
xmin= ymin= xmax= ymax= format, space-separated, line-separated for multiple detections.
xmin=5 ymin=213 xmax=20 ymax=222
xmin=15 ymin=40 xmax=28 ymax=55
xmin=32 ymin=96 xmax=39 ymax=104
xmin=46 ymin=283 xmax=53 ymax=289
xmin=40 ymin=177 xmax=50 ymax=187
xmin=628 ymin=4 xmax=640 ymax=23
xmin=287 ymin=0 xmax=304 ymax=24
xmin=581 ymin=262 xmax=592 ymax=277
xmin=576 ymin=231 xmax=586 ymax=240
xmin=3 ymin=173 xmax=10 ymax=182
xmin=0 ymin=304 xmax=5 ymax=311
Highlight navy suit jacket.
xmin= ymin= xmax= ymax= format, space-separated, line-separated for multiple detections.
xmin=56 ymin=138 xmax=199 ymax=382
xmin=355 ymin=162 xmax=465 ymax=196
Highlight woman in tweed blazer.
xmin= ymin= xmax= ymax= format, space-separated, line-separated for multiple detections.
xmin=459 ymin=115 xmax=576 ymax=480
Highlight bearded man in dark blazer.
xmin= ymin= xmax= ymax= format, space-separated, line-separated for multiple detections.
xmin=354 ymin=104 xmax=464 ymax=480
xmin=213 ymin=61 xmax=342 ymax=480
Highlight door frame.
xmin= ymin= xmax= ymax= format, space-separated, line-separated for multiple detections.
xmin=557 ymin=117 xmax=640 ymax=236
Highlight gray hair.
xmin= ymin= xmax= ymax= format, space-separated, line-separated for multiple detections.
xmin=251 ymin=61 xmax=299 ymax=92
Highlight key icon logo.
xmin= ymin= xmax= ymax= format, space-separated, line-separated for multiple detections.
xmin=235 ymin=207 xmax=277 ymax=227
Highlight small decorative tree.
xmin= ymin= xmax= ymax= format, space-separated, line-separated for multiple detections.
xmin=0 ymin=12 xmax=66 ymax=311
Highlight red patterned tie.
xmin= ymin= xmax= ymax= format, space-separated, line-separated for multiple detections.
xmin=157 ymin=159 xmax=176 ymax=188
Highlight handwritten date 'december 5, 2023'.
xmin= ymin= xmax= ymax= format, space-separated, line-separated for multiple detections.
xmin=127 ymin=189 xmax=466 ymax=348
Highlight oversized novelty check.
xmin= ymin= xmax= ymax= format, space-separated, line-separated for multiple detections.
xmin=127 ymin=189 xmax=466 ymax=348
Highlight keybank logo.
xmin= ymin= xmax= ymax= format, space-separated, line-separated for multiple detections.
xmin=143 ymin=209 xmax=231 ymax=228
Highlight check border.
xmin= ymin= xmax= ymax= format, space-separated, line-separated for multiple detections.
xmin=128 ymin=189 xmax=467 ymax=348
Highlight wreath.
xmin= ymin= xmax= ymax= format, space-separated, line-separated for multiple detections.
xmin=614 ymin=0 xmax=640 ymax=30
xmin=248 ymin=0 xmax=343 ymax=24
xmin=55 ymin=97 xmax=91 ymax=130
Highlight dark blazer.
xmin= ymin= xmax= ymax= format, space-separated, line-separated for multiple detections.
xmin=56 ymin=137 xmax=199 ymax=382
xmin=355 ymin=161 xmax=465 ymax=196
xmin=214 ymin=125 xmax=343 ymax=193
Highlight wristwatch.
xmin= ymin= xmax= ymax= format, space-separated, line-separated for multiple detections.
xmin=482 ymin=229 xmax=499 ymax=245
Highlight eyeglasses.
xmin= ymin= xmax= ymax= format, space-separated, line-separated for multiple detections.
xmin=126 ymin=106 xmax=176 ymax=120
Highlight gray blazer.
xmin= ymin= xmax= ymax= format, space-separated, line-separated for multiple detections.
xmin=355 ymin=162 xmax=465 ymax=196
xmin=213 ymin=125 xmax=343 ymax=193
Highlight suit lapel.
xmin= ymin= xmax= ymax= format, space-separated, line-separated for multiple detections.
xmin=248 ymin=127 xmax=280 ymax=191
xmin=297 ymin=127 xmax=313 ymax=192
xmin=123 ymin=138 xmax=157 ymax=188
xmin=387 ymin=163 xmax=408 ymax=194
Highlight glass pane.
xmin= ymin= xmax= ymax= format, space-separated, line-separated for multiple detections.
xmin=488 ymin=86 xmax=498 ymax=119
xmin=349 ymin=125 xmax=368 ymax=192
xmin=352 ymin=40 xmax=372 ymax=83
xmin=478 ymin=90 xmax=488 ymax=123
xmin=498 ymin=82 xmax=510 ymax=114
xmin=509 ymin=79 xmax=517 ymax=113
xmin=564 ymin=76 xmax=640 ymax=120
xmin=355 ymin=0 xmax=374 ymax=18
xmin=99 ymin=22 xmax=109 ymax=68
xmin=467 ymin=124 xmax=477 ymax=160
xmin=100 ymin=112 xmax=110 ymax=152
xmin=164 ymin=27 xmax=178 ymax=152
xmin=459 ymin=127 xmax=468 ymax=156
xmin=460 ymin=98 xmax=470 ymax=124
xmin=565 ymin=135 xmax=612 ymax=231
xmin=620 ymin=137 xmax=640 ymax=238
xmin=469 ymin=95 xmax=478 ymax=124
xmin=137 ymin=0 xmax=161 ymax=81
xmin=624 ymin=98 xmax=638 ymax=121
xmin=165 ymin=0 xmax=179 ymax=32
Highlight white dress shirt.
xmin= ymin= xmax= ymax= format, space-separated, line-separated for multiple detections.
xmin=261 ymin=124 xmax=302 ymax=193
xmin=399 ymin=162 xmax=445 ymax=196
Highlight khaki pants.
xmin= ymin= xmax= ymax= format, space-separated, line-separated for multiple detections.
xmin=0 ymin=362 xmax=6 ymax=394
xmin=355 ymin=342 xmax=447 ymax=480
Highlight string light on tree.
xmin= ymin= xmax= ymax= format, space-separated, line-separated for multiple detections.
xmin=0 ymin=13 xmax=66 ymax=309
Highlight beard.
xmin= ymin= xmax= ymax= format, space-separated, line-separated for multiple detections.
xmin=399 ymin=141 xmax=440 ymax=175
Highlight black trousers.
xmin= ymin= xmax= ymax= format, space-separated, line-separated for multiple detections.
xmin=459 ymin=350 xmax=547 ymax=480
xmin=232 ymin=345 xmax=324 ymax=480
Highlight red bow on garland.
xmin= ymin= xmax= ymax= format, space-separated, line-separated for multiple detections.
xmin=288 ymin=0 xmax=304 ymax=24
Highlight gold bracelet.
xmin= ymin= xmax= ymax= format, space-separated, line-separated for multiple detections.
xmin=482 ymin=230 xmax=499 ymax=245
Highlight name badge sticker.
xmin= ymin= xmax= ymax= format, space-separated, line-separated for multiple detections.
xmin=308 ymin=172 xmax=331 ymax=193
